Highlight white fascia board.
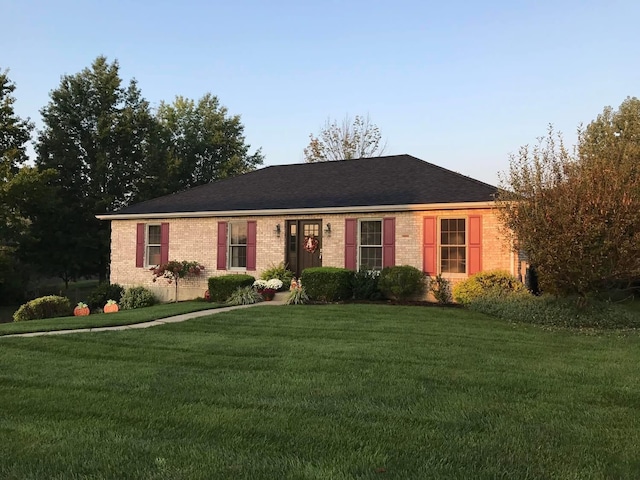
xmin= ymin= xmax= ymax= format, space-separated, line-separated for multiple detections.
xmin=96 ymin=201 xmax=496 ymax=221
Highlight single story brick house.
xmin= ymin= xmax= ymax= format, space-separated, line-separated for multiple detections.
xmin=97 ymin=155 xmax=518 ymax=301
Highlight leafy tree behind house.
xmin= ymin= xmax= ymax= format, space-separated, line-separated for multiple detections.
xmin=155 ymin=94 xmax=264 ymax=193
xmin=34 ymin=56 xmax=156 ymax=282
xmin=497 ymin=98 xmax=640 ymax=298
xmin=304 ymin=114 xmax=386 ymax=162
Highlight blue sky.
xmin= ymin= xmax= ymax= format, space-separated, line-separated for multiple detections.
xmin=4 ymin=0 xmax=639 ymax=185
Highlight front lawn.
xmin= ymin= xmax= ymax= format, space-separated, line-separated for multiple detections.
xmin=1 ymin=304 xmax=639 ymax=479
xmin=0 ymin=301 xmax=222 ymax=336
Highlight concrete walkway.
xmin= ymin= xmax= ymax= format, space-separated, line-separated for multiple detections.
xmin=2 ymin=294 xmax=287 ymax=339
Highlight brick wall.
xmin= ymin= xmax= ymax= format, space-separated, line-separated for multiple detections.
xmin=109 ymin=207 xmax=515 ymax=301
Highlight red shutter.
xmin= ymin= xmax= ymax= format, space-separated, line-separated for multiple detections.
xmin=468 ymin=215 xmax=482 ymax=275
xmin=136 ymin=223 xmax=145 ymax=268
xmin=217 ymin=222 xmax=228 ymax=270
xmin=160 ymin=223 xmax=169 ymax=264
xmin=345 ymin=218 xmax=357 ymax=270
xmin=423 ymin=216 xmax=437 ymax=275
xmin=382 ymin=217 xmax=395 ymax=268
xmin=246 ymin=221 xmax=257 ymax=271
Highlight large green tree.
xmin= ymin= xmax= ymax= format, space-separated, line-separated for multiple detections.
xmin=0 ymin=69 xmax=38 ymax=302
xmin=304 ymin=114 xmax=386 ymax=162
xmin=155 ymin=94 xmax=263 ymax=192
xmin=497 ymin=97 xmax=640 ymax=298
xmin=35 ymin=56 xmax=156 ymax=281
xmin=1 ymin=69 xmax=34 ymax=243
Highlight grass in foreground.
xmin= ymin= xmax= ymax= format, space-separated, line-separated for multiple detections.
xmin=0 ymin=301 xmax=222 ymax=336
xmin=1 ymin=304 xmax=639 ymax=479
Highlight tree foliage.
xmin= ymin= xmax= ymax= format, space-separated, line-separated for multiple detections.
xmin=156 ymin=94 xmax=263 ymax=192
xmin=33 ymin=57 xmax=264 ymax=282
xmin=304 ymin=114 xmax=386 ymax=162
xmin=34 ymin=56 xmax=157 ymax=282
xmin=0 ymin=69 xmax=37 ymax=303
xmin=497 ymin=97 xmax=640 ymax=297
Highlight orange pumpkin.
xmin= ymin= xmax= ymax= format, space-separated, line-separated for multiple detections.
xmin=74 ymin=302 xmax=90 ymax=316
xmin=104 ymin=300 xmax=119 ymax=313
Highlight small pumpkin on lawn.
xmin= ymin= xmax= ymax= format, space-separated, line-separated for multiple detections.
xmin=103 ymin=299 xmax=119 ymax=314
xmin=74 ymin=302 xmax=90 ymax=316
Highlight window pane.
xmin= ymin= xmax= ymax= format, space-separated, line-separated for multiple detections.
xmin=441 ymin=219 xmax=465 ymax=246
xmin=441 ymin=247 xmax=466 ymax=273
xmin=230 ymin=223 xmax=247 ymax=245
xmin=360 ymin=221 xmax=381 ymax=246
xmin=230 ymin=246 xmax=247 ymax=268
xmin=148 ymin=225 xmax=161 ymax=245
xmin=360 ymin=246 xmax=382 ymax=270
xmin=289 ymin=227 xmax=296 ymax=252
xmin=147 ymin=246 xmax=161 ymax=266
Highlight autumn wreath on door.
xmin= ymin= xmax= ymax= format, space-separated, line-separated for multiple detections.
xmin=304 ymin=235 xmax=319 ymax=253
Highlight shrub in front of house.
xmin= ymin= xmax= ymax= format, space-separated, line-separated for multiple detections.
xmin=260 ymin=263 xmax=294 ymax=290
xmin=226 ymin=286 xmax=263 ymax=306
xmin=429 ymin=274 xmax=453 ymax=304
xmin=301 ymin=267 xmax=353 ymax=302
xmin=351 ymin=269 xmax=382 ymax=300
xmin=120 ymin=286 xmax=157 ymax=310
xmin=378 ymin=265 xmax=426 ymax=301
xmin=467 ymin=293 xmax=640 ymax=329
xmin=13 ymin=295 xmax=72 ymax=322
xmin=208 ymin=274 xmax=256 ymax=303
xmin=453 ymin=270 xmax=527 ymax=304
xmin=87 ymin=282 xmax=125 ymax=310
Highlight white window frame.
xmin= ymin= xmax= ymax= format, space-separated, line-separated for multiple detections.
xmin=439 ymin=217 xmax=467 ymax=276
xmin=228 ymin=221 xmax=248 ymax=270
xmin=358 ymin=218 xmax=383 ymax=271
xmin=146 ymin=224 xmax=162 ymax=267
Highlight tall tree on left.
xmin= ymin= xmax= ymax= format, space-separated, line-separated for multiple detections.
xmin=35 ymin=56 xmax=156 ymax=283
xmin=0 ymin=69 xmax=35 ymax=303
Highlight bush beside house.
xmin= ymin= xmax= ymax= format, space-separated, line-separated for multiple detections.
xmin=301 ymin=267 xmax=353 ymax=302
xmin=13 ymin=295 xmax=72 ymax=322
xmin=208 ymin=275 xmax=255 ymax=303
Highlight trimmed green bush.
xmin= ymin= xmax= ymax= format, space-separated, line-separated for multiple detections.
xmin=378 ymin=265 xmax=426 ymax=301
xmin=13 ymin=295 xmax=72 ymax=322
xmin=260 ymin=263 xmax=294 ymax=290
xmin=467 ymin=293 xmax=640 ymax=329
xmin=301 ymin=267 xmax=353 ymax=302
xmin=351 ymin=269 xmax=382 ymax=300
xmin=453 ymin=270 xmax=527 ymax=304
xmin=87 ymin=283 xmax=125 ymax=310
xmin=208 ymin=274 xmax=255 ymax=303
xmin=120 ymin=286 xmax=157 ymax=310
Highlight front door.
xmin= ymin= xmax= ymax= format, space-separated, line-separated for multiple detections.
xmin=285 ymin=220 xmax=322 ymax=278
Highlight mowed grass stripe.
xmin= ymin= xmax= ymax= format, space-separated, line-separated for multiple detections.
xmin=1 ymin=304 xmax=639 ymax=479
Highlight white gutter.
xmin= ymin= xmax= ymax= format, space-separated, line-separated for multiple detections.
xmin=96 ymin=201 xmax=496 ymax=220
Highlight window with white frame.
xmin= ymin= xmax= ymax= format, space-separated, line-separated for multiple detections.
xmin=229 ymin=222 xmax=248 ymax=268
xmin=359 ymin=220 xmax=382 ymax=270
xmin=440 ymin=218 xmax=466 ymax=274
xmin=146 ymin=224 xmax=162 ymax=266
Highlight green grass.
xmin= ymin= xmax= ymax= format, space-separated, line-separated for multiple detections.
xmin=1 ymin=304 xmax=639 ymax=479
xmin=0 ymin=301 xmax=222 ymax=336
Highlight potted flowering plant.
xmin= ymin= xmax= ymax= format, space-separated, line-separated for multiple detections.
xmin=253 ymin=279 xmax=283 ymax=300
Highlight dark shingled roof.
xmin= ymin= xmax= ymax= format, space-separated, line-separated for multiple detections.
xmin=106 ymin=154 xmax=497 ymax=216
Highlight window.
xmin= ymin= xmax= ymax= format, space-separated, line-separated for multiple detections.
xmin=229 ymin=222 xmax=248 ymax=268
xmin=359 ymin=220 xmax=382 ymax=270
xmin=440 ymin=218 xmax=466 ymax=274
xmin=146 ymin=225 xmax=162 ymax=266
